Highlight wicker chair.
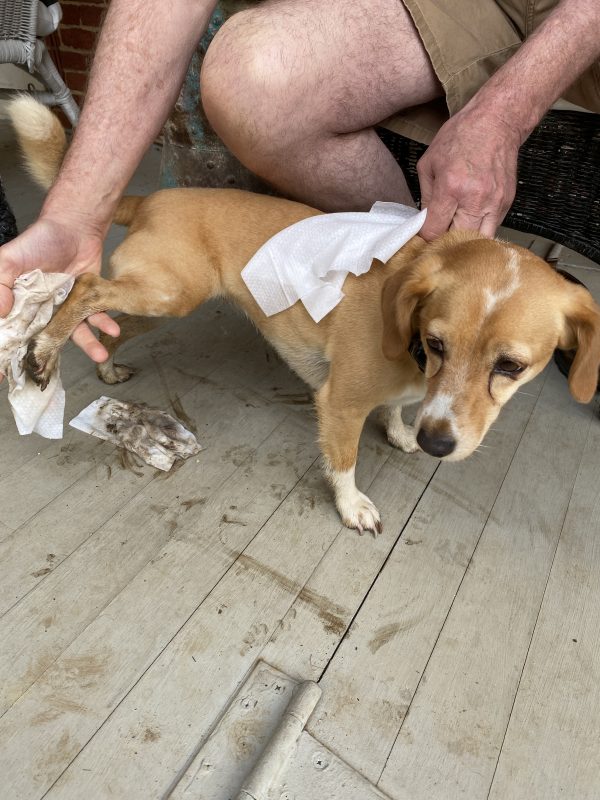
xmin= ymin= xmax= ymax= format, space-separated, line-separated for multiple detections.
xmin=0 ymin=0 xmax=79 ymax=125
xmin=163 ymin=98 xmax=600 ymax=268
xmin=377 ymin=111 xmax=600 ymax=265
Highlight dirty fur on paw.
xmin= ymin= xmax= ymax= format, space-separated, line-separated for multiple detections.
xmin=24 ymin=336 xmax=57 ymax=391
xmin=69 ymin=396 xmax=201 ymax=471
xmin=0 ymin=270 xmax=74 ymax=438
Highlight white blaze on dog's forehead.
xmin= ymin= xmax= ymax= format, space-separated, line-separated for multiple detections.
xmin=483 ymin=249 xmax=521 ymax=315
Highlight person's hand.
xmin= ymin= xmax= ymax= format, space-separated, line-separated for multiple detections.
xmin=417 ymin=106 xmax=521 ymax=240
xmin=0 ymin=215 xmax=120 ymax=378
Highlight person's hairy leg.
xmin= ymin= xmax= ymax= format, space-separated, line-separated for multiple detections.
xmin=0 ymin=0 xmax=218 ymax=368
xmin=201 ymin=0 xmax=443 ymax=211
xmin=418 ymin=0 xmax=600 ymax=239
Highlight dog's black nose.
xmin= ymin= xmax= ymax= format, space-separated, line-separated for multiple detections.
xmin=417 ymin=428 xmax=456 ymax=458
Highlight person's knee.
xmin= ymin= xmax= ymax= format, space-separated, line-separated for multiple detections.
xmin=201 ymin=10 xmax=310 ymax=166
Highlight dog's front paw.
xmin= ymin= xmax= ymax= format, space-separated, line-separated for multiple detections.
xmin=337 ymin=489 xmax=382 ymax=536
xmin=24 ymin=334 xmax=59 ymax=391
xmin=387 ymin=423 xmax=419 ymax=453
xmin=96 ymin=360 xmax=136 ymax=385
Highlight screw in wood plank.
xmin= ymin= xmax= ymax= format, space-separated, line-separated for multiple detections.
xmin=312 ymin=751 xmax=329 ymax=771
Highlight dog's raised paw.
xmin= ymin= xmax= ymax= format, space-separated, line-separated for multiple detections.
xmin=24 ymin=336 xmax=57 ymax=391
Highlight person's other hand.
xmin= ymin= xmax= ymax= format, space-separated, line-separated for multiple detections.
xmin=0 ymin=216 xmax=120 ymax=379
xmin=417 ymin=107 xmax=521 ymax=240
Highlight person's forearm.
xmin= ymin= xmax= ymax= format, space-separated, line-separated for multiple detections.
xmin=463 ymin=0 xmax=600 ymax=143
xmin=42 ymin=0 xmax=218 ymax=233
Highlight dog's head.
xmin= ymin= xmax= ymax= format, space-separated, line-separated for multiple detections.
xmin=382 ymin=231 xmax=600 ymax=461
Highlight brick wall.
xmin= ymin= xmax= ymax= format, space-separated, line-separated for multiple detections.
xmin=48 ymin=1 xmax=109 ymax=107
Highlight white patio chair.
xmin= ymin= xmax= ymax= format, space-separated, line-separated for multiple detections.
xmin=0 ymin=0 xmax=79 ymax=125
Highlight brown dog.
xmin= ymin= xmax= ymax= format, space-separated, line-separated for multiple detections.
xmin=10 ymin=97 xmax=600 ymax=533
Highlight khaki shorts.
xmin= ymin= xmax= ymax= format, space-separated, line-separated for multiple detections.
xmin=384 ymin=0 xmax=600 ymax=143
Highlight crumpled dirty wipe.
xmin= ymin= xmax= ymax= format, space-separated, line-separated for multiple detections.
xmin=69 ymin=396 xmax=201 ymax=471
xmin=0 ymin=270 xmax=74 ymax=438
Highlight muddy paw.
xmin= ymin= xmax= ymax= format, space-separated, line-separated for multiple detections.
xmin=338 ymin=490 xmax=382 ymax=536
xmin=387 ymin=423 xmax=419 ymax=453
xmin=96 ymin=361 xmax=137 ymax=385
xmin=24 ymin=336 xmax=58 ymax=391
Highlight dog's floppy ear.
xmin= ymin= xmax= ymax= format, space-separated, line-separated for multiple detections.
xmin=381 ymin=253 xmax=440 ymax=361
xmin=558 ymin=283 xmax=600 ymax=403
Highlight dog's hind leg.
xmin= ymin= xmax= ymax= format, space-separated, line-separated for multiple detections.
xmin=96 ymin=314 xmax=163 ymax=384
xmin=26 ymin=226 xmax=219 ymax=389
xmin=26 ymin=270 xmax=201 ymax=389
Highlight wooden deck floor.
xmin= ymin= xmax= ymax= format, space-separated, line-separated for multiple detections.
xmin=2 ymin=137 xmax=600 ymax=800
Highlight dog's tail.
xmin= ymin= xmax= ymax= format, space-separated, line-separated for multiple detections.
xmin=8 ymin=95 xmax=65 ymax=190
xmin=7 ymin=96 xmax=142 ymax=227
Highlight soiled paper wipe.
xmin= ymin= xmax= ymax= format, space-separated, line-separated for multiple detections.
xmin=69 ymin=397 xmax=201 ymax=471
xmin=0 ymin=270 xmax=74 ymax=438
xmin=242 ymin=201 xmax=427 ymax=322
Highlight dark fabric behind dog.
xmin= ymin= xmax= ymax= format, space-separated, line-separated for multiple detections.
xmin=0 ymin=177 xmax=18 ymax=246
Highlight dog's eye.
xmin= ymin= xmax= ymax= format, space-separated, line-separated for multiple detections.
xmin=426 ymin=337 xmax=444 ymax=354
xmin=494 ymin=359 xmax=524 ymax=376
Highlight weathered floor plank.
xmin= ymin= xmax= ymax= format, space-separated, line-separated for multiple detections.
xmin=261 ymin=443 xmax=438 ymax=682
xmin=0 ymin=519 xmax=13 ymax=541
xmin=39 ymin=427 xmax=393 ymax=798
xmin=377 ymin=368 xmax=593 ymax=800
xmin=305 ymin=372 xmax=543 ymax=784
xmin=488 ymin=416 xmax=600 ymax=800
xmin=0 ymin=304 xmax=298 ymax=615
xmin=0 ymin=370 xmax=290 ymax=720
xmin=1 ymin=414 xmax=317 ymax=799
